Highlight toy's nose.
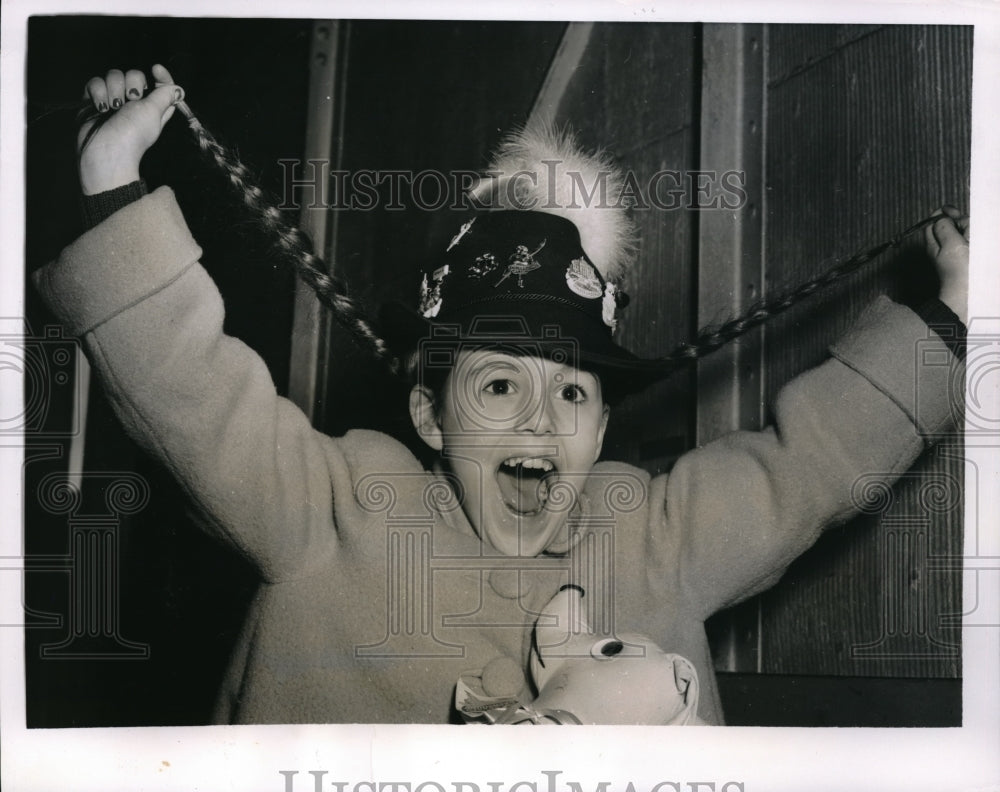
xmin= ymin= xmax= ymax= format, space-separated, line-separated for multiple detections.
xmin=533 ymin=584 xmax=590 ymax=662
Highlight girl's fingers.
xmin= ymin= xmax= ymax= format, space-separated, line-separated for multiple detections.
xmin=77 ymin=66 xmax=183 ymax=151
xmin=84 ymin=66 xmax=176 ymax=112
xmin=925 ymin=205 xmax=970 ymax=254
xmin=151 ymin=63 xmax=176 ymax=87
xmin=124 ymin=69 xmax=147 ymax=102
xmin=105 ymin=68 xmax=126 ymax=110
xmin=924 ymin=208 xmax=943 ymax=256
xmin=941 ymin=204 xmax=970 ymax=240
xmin=932 ymin=214 xmax=969 ymax=251
xmin=150 ymin=65 xmax=181 ymax=131
xmin=924 ymin=226 xmax=938 ymax=256
xmin=949 ymin=214 xmax=970 ymax=240
xmin=144 ymin=82 xmax=183 ymax=128
xmin=85 ymin=76 xmax=109 ymax=113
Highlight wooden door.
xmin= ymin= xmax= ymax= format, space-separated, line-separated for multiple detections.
xmin=537 ymin=22 xmax=969 ymax=698
xmin=281 ymin=20 xmax=970 ymax=723
xmin=754 ymin=24 xmax=969 ymax=681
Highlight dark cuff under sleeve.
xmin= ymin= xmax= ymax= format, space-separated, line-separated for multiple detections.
xmin=81 ymin=180 xmax=148 ymax=229
xmin=915 ymin=298 xmax=967 ymax=361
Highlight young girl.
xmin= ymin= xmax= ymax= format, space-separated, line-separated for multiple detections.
xmin=34 ymin=65 xmax=969 ymax=725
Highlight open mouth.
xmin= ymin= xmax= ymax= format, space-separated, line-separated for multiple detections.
xmin=495 ymin=456 xmax=558 ymax=516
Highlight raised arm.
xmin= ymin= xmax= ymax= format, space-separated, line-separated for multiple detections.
xmin=34 ymin=67 xmax=344 ymax=580
xmin=661 ymin=213 xmax=968 ymax=617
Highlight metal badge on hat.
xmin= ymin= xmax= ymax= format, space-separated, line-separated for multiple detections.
xmin=419 ymin=264 xmax=450 ymax=318
xmin=447 ymin=218 xmax=476 ymax=251
xmin=602 ymin=282 xmax=619 ymax=333
xmin=495 ymin=239 xmax=547 ymax=288
xmin=468 ymin=252 xmax=499 ymax=279
xmin=565 ymin=257 xmax=603 ymax=299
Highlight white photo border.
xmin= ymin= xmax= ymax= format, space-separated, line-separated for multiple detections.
xmin=2 ymin=2 xmax=998 ymax=791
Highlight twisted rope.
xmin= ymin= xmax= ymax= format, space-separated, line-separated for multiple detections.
xmin=174 ymin=102 xmax=400 ymax=371
xmin=662 ymin=214 xmax=940 ymax=371
xmin=89 ymin=97 xmax=941 ymax=379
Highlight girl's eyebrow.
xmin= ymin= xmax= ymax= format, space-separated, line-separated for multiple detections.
xmin=465 ymin=354 xmax=525 ymax=374
xmin=470 ymin=360 xmax=521 ymax=375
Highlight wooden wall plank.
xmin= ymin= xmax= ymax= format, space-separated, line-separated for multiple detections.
xmin=287 ymin=20 xmax=340 ymax=421
xmin=757 ymin=24 xmax=970 ymax=678
xmin=767 ymin=24 xmax=882 ymax=86
xmin=696 ymin=23 xmax=766 ymax=673
xmin=551 ymin=23 xmax=700 ymax=473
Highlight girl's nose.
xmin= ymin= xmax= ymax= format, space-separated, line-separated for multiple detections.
xmin=521 ymin=395 xmax=556 ymax=434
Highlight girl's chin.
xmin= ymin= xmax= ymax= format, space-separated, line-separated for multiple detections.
xmin=481 ymin=505 xmax=562 ymax=557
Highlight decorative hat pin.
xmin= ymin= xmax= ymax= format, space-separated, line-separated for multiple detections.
xmin=379 ymin=124 xmax=655 ymax=386
xmin=495 ymin=240 xmax=547 ymax=288
xmin=136 ymin=92 xmax=955 ymax=385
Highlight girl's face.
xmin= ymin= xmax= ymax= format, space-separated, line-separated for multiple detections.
xmin=411 ymin=349 xmax=610 ymax=557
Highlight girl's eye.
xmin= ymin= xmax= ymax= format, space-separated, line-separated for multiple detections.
xmin=484 ymin=379 xmax=515 ymax=396
xmin=559 ymin=384 xmax=586 ymax=403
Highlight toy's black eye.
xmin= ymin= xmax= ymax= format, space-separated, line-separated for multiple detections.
xmin=591 ymin=638 xmax=624 ymax=659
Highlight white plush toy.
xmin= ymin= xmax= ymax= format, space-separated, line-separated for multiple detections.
xmin=456 ymin=585 xmax=703 ymax=725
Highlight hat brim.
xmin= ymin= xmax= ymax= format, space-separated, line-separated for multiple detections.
xmin=379 ymin=299 xmax=674 ymax=396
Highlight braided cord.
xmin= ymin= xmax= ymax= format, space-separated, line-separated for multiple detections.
xmin=172 ymin=101 xmax=939 ymax=378
xmin=662 ymin=214 xmax=940 ymax=370
xmin=175 ymin=104 xmax=399 ymax=371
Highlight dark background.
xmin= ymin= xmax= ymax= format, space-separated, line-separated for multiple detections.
xmin=25 ymin=16 xmax=313 ymax=726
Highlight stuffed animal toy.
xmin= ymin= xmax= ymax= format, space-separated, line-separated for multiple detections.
xmin=455 ymin=584 xmax=703 ymax=725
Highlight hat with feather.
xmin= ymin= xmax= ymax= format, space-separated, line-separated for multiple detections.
xmin=380 ymin=125 xmax=668 ymax=393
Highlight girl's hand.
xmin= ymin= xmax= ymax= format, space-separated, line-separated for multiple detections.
xmin=78 ymin=64 xmax=183 ymax=195
xmin=925 ymin=205 xmax=969 ymax=326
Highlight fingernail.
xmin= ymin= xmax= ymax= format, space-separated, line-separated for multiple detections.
xmin=98 ymin=102 xmax=109 ymax=113
xmin=173 ymin=87 xmax=185 ymax=103
xmin=127 ymin=88 xmax=140 ymax=98
xmin=111 ymin=98 xmax=122 ymax=109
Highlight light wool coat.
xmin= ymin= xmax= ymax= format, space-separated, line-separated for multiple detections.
xmin=35 ymin=187 xmax=961 ymax=724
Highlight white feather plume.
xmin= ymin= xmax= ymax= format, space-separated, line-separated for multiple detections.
xmin=469 ymin=124 xmax=638 ymax=283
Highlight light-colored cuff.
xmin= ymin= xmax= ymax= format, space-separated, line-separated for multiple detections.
xmin=830 ymin=295 xmax=964 ymax=438
xmin=33 ymin=186 xmax=202 ymax=337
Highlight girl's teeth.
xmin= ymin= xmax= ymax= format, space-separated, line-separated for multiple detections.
xmin=502 ymin=457 xmax=554 ymax=472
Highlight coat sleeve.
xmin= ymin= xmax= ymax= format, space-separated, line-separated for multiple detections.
xmin=655 ymin=296 xmax=962 ymax=617
xmin=33 ymin=187 xmax=345 ymax=581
